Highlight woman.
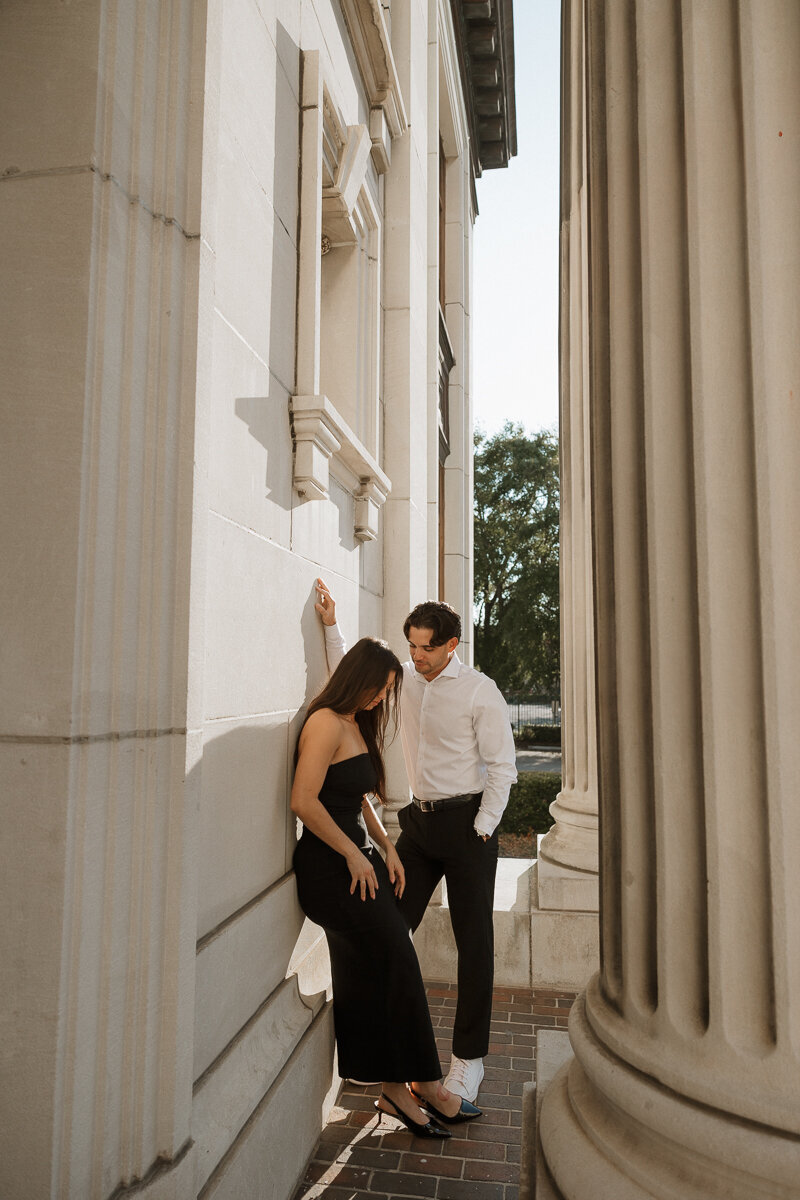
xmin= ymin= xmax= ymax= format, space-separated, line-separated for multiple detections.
xmin=291 ymin=636 xmax=480 ymax=1137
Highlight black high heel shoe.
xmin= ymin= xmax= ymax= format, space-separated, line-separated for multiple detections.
xmin=409 ymin=1086 xmax=482 ymax=1124
xmin=374 ymin=1091 xmax=451 ymax=1139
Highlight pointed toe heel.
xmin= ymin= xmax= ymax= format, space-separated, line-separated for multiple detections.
xmin=374 ymin=1093 xmax=451 ymax=1139
xmin=410 ymin=1087 xmax=482 ymax=1124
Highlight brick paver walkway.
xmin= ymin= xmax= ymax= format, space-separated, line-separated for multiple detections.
xmin=293 ymin=981 xmax=577 ymax=1200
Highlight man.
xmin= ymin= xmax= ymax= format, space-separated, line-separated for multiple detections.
xmin=315 ymin=580 xmax=517 ymax=1103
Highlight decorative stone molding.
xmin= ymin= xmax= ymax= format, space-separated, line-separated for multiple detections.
xmin=339 ymin=0 xmax=408 ymax=153
xmin=290 ymin=394 xmax=390 ymax=541
xmin=299 ymin=51 xmax=385 ymax=458
xmin=354 ymin=477 xmax=389 ymax=543
xmin=321 ymin=121 xmax=373 ymax=244
xmin=368 ymin=106 xmax=392 ymax=174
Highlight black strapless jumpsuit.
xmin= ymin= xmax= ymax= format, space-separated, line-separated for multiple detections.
xmin=293 ymin=753 xmax=441 ymax=1083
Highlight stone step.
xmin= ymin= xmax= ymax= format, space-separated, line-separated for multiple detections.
xmin=412 ymin=858 xmax=598 ymax=992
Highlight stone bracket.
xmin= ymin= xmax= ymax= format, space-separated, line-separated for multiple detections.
xmin=322 ymin=123 xmax=373 ymax=243
xmin=290 ymin=394 xmax=390 ymax=541
xmin=369 ymin=107 xmax=391 ymax=173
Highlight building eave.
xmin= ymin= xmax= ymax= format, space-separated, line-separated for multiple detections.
xmin=449 ymin=0 xmax=518 ymax=181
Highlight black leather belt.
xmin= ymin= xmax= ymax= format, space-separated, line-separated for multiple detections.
xmin=412 ymin=792 xmax=482 ymax=813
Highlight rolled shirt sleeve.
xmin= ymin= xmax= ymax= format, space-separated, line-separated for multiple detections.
xmin=323 ymin=621 xmax=347 ymax=672
xmin=472 ymin=678 xmax=518 ymax=837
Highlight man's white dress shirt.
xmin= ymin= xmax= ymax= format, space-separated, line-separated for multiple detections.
xmin=324 ymin=624 xmax=517 ymax=836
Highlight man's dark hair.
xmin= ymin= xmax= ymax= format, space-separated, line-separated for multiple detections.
xmin=403 ymin=601 xmax=462 ymax=646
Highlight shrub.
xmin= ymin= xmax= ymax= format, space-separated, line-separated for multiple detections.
xmin=513 ymin=724 xmax=561 ymax=747
xmin=499 ymin=772 xmax=561 ymax=837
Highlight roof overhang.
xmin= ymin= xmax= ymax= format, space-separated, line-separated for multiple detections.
xmin=449 ymin=0 xmax=517 ymax=178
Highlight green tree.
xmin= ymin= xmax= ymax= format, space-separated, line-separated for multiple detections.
xmin=473 ymin=422 xmax=559 ymax=694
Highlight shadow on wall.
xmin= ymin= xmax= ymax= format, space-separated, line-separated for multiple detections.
xmin=233 ymin=18 xmax=301 ymax=513
xmin=286 ymin=585 xmax=337 ymax=1003
xmin=195 ymin=576 xmax=334 ymax=985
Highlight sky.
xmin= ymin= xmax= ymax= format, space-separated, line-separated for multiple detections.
xmin=472 ymin=1 xmax=561 ymax=438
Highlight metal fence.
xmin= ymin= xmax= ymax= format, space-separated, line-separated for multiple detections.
xmin=505 ymin=696 xmax=562 ymax=731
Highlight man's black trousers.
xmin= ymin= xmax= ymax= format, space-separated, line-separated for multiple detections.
xmin=395 ymin=795 xmax=498 ymax=1060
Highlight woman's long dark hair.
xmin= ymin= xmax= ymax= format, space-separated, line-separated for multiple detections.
xmin=301 ymin=637 xmax=402 ymax=801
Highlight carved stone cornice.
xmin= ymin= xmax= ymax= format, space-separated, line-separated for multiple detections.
xmin=339 ymin=0 xmax=408 ymax=152
xmin=449 ymin=0 xmax=517 ymax=178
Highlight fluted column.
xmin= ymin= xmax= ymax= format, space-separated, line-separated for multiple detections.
xmin=0 ymin=3 xmax=203 ymax=1196
xmin=540 ymin=1 xmax=800 ymax=1195
xmin=536 ymin=0 xmax=599 ymax=912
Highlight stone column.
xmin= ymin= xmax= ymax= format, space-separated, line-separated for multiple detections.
xmin=539 ymin=2 xmax=800 ymax=1195
xmin=0 ymin=3 xmax=203 ymax=1196
xmin=536 ymin=0 xmax=599 ymax=915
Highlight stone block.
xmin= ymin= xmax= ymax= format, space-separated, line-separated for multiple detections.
xmin=0 ymin=173 xmax=93 ymax=734
xmin=412 ymin=860 xmax=535 ymax=988
xmin=203 ymin=518 xmax=326 ymax=720
xmin=537 ymin=855 xmax=599 ymax=912
xmin=269 ymin=214 xmax=299 ymax=393
xmin=198 ymin=713 xmax=291 ymax=939
xmin=194 ymin=875 xmax=304 ymax=1080
xmin=273 ymin=8 xmax=301 ymax=99
xmin=381 ymin=498 xmax=429 ymax=635
xmin=359 ymin=525 xmax=384 ymax=598
xmin=0 ymin=1 xmax=101 ymax=172
xmin=445 ymin=212 xmax=468 ymax=301
xmin=193 ymin=976 xmax=323 ymax=1192
xmin=529 ymin=1032 xmax=573 ymax=1200
xmin=210 ymin=317 xmax=294 ymax=547
xmin=0 ymin=742 xmax=69 ymax=1196
xmin=409 ymin=859 xmax=598 ymax=993
xmin=273 ymin=53 xmax=301 ymax=229
xmin=443 ymin=459 xmax=469 ymax=531
xmin=212 ymin=119 xmax=275 ymax=364
xmin=199 ymin=1002 xmax=337 ymax=1200
xmin=2 ymin=733 xmax=195 ymax=1197
xmin=356 ymin=575 xmax=383 ymax=638
xmin=529 ymin=892 xmax=598 ymax=992
xmin=443 ymin=381 xmax=470 ymax=466
xmin=383 ymin=306 xmax=429 ymax=497
xmin=443 ymin=552 xmax=469 ymax=618
xmin=289 ymin=476 xmax=361 ymax=576
xmin=218 ymin=0 xmax=278 ymax=201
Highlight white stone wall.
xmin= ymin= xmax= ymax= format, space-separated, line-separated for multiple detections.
xmin=0 ymin=0 xmax=477 ymax=1196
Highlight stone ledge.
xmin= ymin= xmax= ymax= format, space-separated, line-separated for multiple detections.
xmin=290 ymin=394 xmax=391 ymax=541
xmin=411 ymin=859 xmax=599 ymax=991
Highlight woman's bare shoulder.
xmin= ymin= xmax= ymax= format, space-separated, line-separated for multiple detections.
xmin=304 ymin=707 xmax=344 ymax=730
xmin=299 ymin=707 xmax=345 ymax=747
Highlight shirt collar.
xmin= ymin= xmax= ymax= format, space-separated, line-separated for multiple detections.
xmin=409 ymin=650 xmax=462 ymax=684
xmin=442 ymin=651 xmax=462 ymax=678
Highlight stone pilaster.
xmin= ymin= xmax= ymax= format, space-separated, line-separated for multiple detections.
xmin=0 ymin=3 xmax=203 ymax=1196
xmin=381 ymin=0 xmax=432 ymax=819
xmin=536 ymin=0 xmax=599 ymax=913
xmin=539 ymin=1 xmax=800 ymax=1195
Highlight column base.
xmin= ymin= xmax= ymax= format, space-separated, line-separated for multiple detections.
xmin=538 ymin=994 xmax=800 ymax=1200
xmin=537 ymin=834 xmax=599 ymax=911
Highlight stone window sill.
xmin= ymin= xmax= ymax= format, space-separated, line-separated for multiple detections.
xmin=290 ymin=393 xmax=390 ymax=542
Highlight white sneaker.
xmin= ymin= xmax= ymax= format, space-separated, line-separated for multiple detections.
xmin=444 ymin=1055 xmax=484 ymax=1103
